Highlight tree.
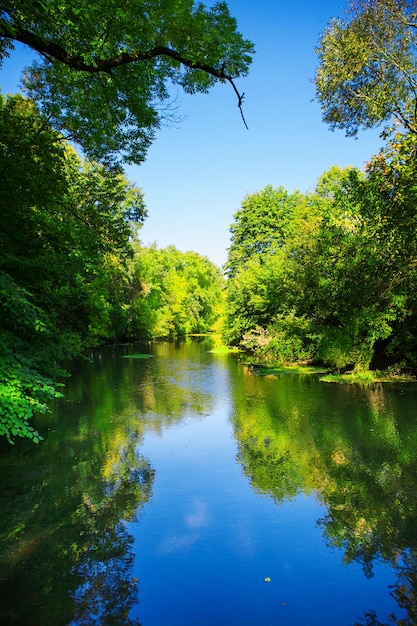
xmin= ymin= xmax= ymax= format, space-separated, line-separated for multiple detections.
xmin=228 ymin=153 xmax=417 ymax=371
xmin=351 ymin=133 xmax=417 ymax=366
xmin=0 ymin=0 xmax=254 ymax=164
xmin=128 ymin=245 xmax=225 ymax=339
xmin=315 ymin=0 xmax=417 ymax=139
xmin=0 ymin=93 xmax=146 ymax=336
xmin=224 ymin=184 xmax=325 ymax=354
xmin=225 ymin=186 xmax=305 ymax=278
xmin=306 ymin=141 xmax=417 ymax=370
xmin=224 ymin=163 xmax=417 ymax=370
xmin=0 ymin=93 xmax=146 ymax=442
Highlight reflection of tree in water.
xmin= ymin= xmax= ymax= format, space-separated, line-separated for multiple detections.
xmin=72 ymin=522 xmax=140 ymax=626
xmin=68 ymin=432 xmax=154 ymax=626
xmin=1 ymin=339 xmax=217 ymax=624
xmin=230 ymin=373 xmax=417 ymax=625
xmin=315 ymin=390 xmax=417 ymax=625
xmin=350 ymin=547 xmax=417 ymax=626
xmin=0 ymin=426 xmax=154 ymax=625
xmin=77 ymin=340 xmax=216 ymax=434
xmin=70 ymin=460 xmax=154 ymax=625
xmin=390 ymin=550 xmax=417 ymax=626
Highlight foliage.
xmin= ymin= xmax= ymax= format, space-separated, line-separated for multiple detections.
xmin=225 ymin=251 xmax=288 ymax=344
xmin=0 ymin=272 xmax=64 ymax=443
xmin=315 ymin=0 xmax=417 ymax=139
xmin=320 ymin=369 xmax=415 ymax=384
xmin=0 ymin=93 xmax=146 ymax=338
xmin=0 ymin=94 xmax=146 ymax=441
xmin=0 ymin=0 xmax=254 ymax=164
xmin=240 ymin=315 xmax=318 ymax=366
xmin=225 ymin=185 xmax=306 ymax=278
xmin=224 ymin=184 xmax=323 ymax=357
xmin=225 ymin=145 xmax=417 ymax=372
xmin=255 ymin=364 xmax=328 ymax=376
xmin=128 ymin=244 xmax=225 ymax=339
xmin=224 ymin=186 xmax=320 ymax=350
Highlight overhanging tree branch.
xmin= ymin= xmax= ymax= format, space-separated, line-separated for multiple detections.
xmin=0 ymin=23 xmax=249 ymax=128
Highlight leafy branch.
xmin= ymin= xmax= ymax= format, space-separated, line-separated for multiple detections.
xmin=0 ymin=22 xmax=249 ymax=128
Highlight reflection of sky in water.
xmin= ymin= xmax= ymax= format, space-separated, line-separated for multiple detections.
xmin=1 ymin=340 xmax=413 ymax=626
xmin=128 ymin=394 xmax=403 ymax=626
xmin=157 ymin=497 xmax=211 ymax=555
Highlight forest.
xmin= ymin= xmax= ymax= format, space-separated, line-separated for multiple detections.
xmin=0 ymin=96 xmax=225 ymax=442
xmin=1 ymin=0 xmax=417 ymax=443
xmin=224 ymin=140 xmax=417 ymax=376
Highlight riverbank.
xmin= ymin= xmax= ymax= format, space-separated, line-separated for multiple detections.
xmin=252 ymin=363 xmax=416 ymax=384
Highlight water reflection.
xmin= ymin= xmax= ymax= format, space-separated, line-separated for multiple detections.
xmin=1 ymin=339 xmax=416 ymax=624
xmin=0 ymin=340 xmax=216 ymax=625
xmin=0 ymin=425 xmax=153 ymax=625
xmin=70 ymin=432 xmax=153 ymax=626
xmin=229 ymin=368 xmax=417 ymax=625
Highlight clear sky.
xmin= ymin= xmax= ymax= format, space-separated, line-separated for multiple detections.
xmin=1 ymin=0 xmax=384 ymax=268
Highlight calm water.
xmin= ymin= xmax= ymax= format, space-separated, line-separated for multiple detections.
xmin=1 ymin=337 xmax=417 ymax=625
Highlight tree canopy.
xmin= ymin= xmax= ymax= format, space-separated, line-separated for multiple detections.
xmin=0 ymin=93 xmax=147 ymax=442
xmin=225 ymin=138 xmax=417 ymax=373
xmin=225 ymin=186 xmax=306 ymax=278
xmin=315 ymin=0 xmax=417 ymax=139
xmin=128 ymin=244 xmax=225 ymax=340
xmin=0 ymin=0 xmax=254 ymax=164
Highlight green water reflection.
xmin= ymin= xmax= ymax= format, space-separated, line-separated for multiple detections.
xmin=230 ymin=365 xmax=417 ymax=624
xmin=0 ymin=338 xmax=416 ymax=624
xmin=0 ymin=340 xmax=215 ymax=625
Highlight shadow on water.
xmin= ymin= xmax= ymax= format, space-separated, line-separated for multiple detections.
xmin=0 ymin=338 xmax=416 ymax=624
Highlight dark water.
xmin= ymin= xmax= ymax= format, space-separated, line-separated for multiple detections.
xmin=1 ymin=337 xmax=417 ymax=625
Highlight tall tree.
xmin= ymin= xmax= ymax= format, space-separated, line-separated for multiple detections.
xmin=225 ymin=186 xmax=305 ymax=278
xmin=0 ymin=94 xmax=146 ymax=442
xmin=224 ymin=186 xmax=321 ymax=357
xmin=0 ymin=0 xmax=254 ymax=164
xmin=315 ymin=0 xmax=417 ymax=139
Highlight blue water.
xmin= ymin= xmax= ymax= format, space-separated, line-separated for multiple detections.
xmin=0 ymin=339 xmax=412 ymax=625
xmin=129 ymin=410 xmax=399 ymax=625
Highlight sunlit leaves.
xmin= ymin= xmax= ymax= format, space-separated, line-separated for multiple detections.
xmin=0 ymin=271 xmax=63 ymax=443
xmin=0 ymin=0 xmax=254 ymax=164
xmin=225 ymin=152 xmax=417 ymax=371
xmin=225 ymin=186 xmax=307 ymax=279
xmin=315 ymin=0 xmax=417 ymax=138
xmin=129 ymin=244 xmax=225 ymax=339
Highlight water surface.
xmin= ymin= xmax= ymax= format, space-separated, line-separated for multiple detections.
xmin=1 ymin=338 xmax=416 ymax=625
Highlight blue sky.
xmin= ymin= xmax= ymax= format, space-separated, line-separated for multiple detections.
xmin=1 ymin=0 xmax=384 ymax=267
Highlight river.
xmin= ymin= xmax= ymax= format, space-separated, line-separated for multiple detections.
xmin=1 ymin=337 xmax=416 ymax=625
